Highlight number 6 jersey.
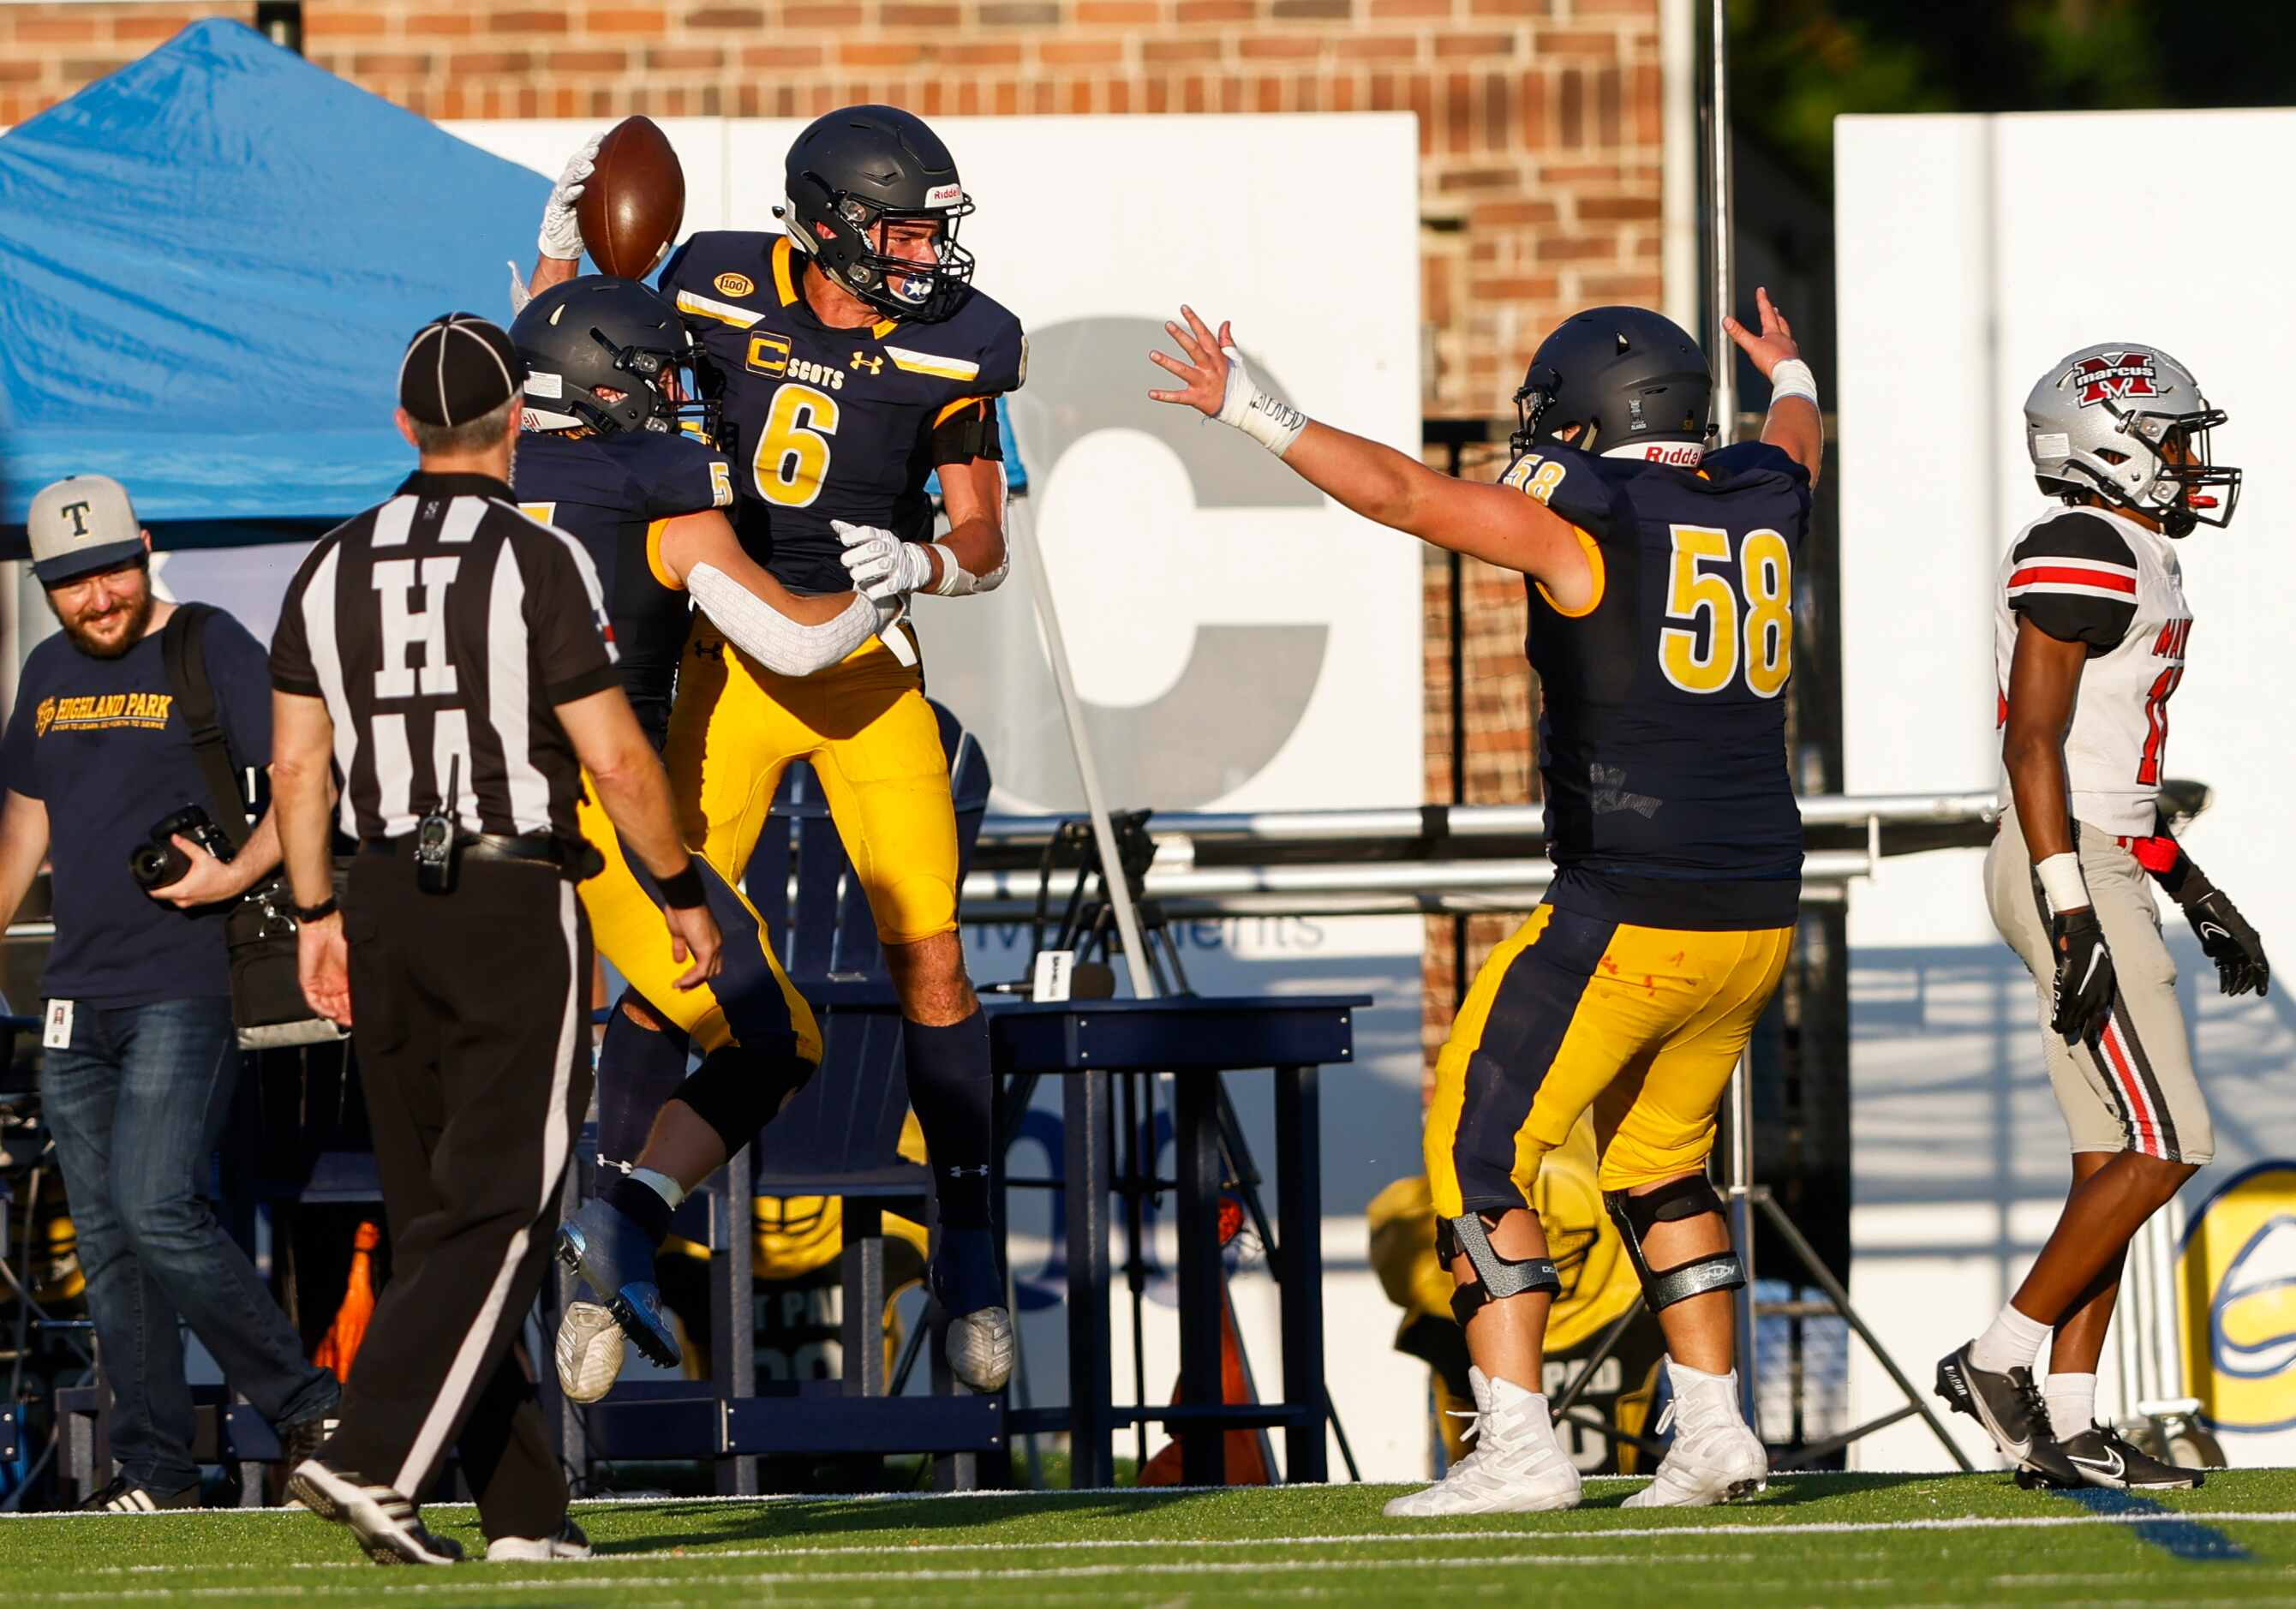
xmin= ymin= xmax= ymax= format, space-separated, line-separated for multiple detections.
xmin=1499 ymin=438 xmax=1815 ymax=930
xmin=659 ymin=232 xmax=1025 ymax=595
xmin=1994 ymin=505 xmax=2191 ymax=838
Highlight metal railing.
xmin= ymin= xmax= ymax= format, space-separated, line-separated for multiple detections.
xmin=0 ymin=790 xmax=2007 ymax=940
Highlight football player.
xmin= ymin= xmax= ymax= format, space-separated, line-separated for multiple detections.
xmin=507 ymin=275 xmax=895 ymax=1391
xmin=528 ymin=106 xmax=1025 ymax=1391
xmin=1151 ymin=294 xmax=1822 ymax=1512
xmin=1935 ymin=344 xmax=2265 ymax=1490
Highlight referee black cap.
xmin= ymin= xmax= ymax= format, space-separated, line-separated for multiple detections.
xmin=398 ymin=313 xmax=526 ymax=427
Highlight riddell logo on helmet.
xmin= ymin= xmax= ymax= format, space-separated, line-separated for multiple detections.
xmin=926 ymin=182 xmax=964 ymax=207
xmin=2072 ymin=352 xmax=2160 ymax=406
xmin=1637 ymin=443 xmax=1703 ymax=465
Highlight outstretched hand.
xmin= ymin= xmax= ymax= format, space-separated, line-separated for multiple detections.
xmin=1721 ymin=286 xmax=1800 ymax=382
xmin=1147 ymin=305 xmax=1236 ymax=416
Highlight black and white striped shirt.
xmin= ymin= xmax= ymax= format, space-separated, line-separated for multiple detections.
xmin=270 ymin=471 xmax=620 ymax=841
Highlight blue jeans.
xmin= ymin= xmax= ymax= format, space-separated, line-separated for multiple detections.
xmin=40 ymin=997 xmax=339 ymax=1494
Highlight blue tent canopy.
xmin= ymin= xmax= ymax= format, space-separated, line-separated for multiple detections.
xmin=0 ymin=20 xmax=547 ymax=553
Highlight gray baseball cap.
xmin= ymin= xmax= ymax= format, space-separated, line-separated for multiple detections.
xmin=28 ymin=475 xmax=146 ymax=585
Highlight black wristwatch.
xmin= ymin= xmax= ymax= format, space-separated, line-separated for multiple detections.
xmin=290 ymin=895 xmax=340 ymax=924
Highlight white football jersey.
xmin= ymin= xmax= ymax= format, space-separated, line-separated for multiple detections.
xmin=1994 ymin=504 xmax=2191 ymax=838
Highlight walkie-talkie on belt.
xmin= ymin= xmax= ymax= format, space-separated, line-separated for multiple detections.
xmin=415 ymin=755 xmax=461 ymax=894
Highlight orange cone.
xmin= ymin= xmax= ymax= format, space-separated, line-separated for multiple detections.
xmin=313 ymin=1221 xmax=381 ymax=1383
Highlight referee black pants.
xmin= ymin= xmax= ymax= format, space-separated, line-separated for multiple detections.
xmin=325 ymin=851 xmax=594 ymax=1542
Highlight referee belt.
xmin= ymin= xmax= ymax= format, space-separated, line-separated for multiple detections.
xmin=359 ymin=831 xmax=574 ymax=872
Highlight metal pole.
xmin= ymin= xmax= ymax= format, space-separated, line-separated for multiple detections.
xmin=1004 ymin=493 xmax=1160 ymax=1001
xmin=1707 ymin=0 xmax=1738 ymax=444
xmin=1725 ymin=1052 xmax=1759 ymax=1433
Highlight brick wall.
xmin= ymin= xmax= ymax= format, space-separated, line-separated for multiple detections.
xmin=0 ymin=0 xmax=1659 ymax=1057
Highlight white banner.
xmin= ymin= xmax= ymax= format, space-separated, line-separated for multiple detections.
xmin=1838 ymin=111 xmax=2296 ymax=1469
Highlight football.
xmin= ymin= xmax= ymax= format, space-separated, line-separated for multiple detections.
xmin=577 ymin=115 xmax=685 ymax=278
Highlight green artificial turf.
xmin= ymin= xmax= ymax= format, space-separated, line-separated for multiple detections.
xmin=3 ymin=1470 xmax=2294 ymax=1606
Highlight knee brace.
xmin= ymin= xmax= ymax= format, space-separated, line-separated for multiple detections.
xmin=1439 ymin=1212 xmax=1562 ymax=1329
xmin=1604 ymin=1176 xmax=1745 ymax=1312
xmin=670 ymin=1043 xmax=818 ymax=1157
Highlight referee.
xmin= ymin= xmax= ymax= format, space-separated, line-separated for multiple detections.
xmin=268 ymin=313 xmax=721 ymax=1565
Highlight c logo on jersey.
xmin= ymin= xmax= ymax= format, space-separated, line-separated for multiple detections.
xmin=714 ymin=272 xmax=756 ymax=298
xmin=2072 ymin=351 xmax=2160 ymax=406
xmin=744 ymin=333 xmax=791 ymax=377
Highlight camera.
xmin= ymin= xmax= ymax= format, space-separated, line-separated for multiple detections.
xmin=128 ymin=804 xmax=235 ymax=891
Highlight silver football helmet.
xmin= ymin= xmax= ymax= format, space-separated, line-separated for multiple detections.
xmin=2024 ymin=344 xmax=2239 ymax=537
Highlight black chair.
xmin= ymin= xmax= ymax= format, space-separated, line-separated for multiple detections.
xmin=570 ymin=699 xmax=1005 ymax=1492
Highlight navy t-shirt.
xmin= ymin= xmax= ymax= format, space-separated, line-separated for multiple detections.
xmin=0 ymin=609 xmax=272 ymax=1006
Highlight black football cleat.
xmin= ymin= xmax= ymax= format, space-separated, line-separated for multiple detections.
xmin=2060 ymin=1422 xmax=2207 ymax=1490
xmin=1935 ymin=1343 xmax=2083 ymax=1487
xmin=81 ymin=1474 xmax=200 ymax=1512
xmin=287 ymin=1458 xmax=463 ymax=1565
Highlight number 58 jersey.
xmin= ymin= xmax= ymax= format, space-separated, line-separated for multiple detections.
xmin=661 ymin=232 xmax=1025 ymax=595
xmin=1502 ymin=439 xmax=1815 ymax=930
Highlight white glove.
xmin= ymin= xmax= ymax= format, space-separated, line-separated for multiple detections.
xmin=834 ymin=519 xmax=935 ymax=603
xmin=538 ymin=133 xmax=602 ymax=261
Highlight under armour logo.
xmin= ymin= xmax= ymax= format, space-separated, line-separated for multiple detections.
xmin=1589 ymin=763 xmax=1660 ymax=819
xmin=851 ymin=350 xmax=882 ymax=375
xmin=59 ymin=500 xmax=91 ymax=536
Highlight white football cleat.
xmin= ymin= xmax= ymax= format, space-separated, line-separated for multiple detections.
xmin=487 ymin=1519 xmax=593 ymax=1561
xmin=945 ymin=1305 xmax=1015 ymax=1393
xmin=1384 ymin=1367 xmax=1582 ymax=1517
xmin=1624 ymin=1360 xmax=1767 ymax=1508
xmin=555 ymin=1300 xmax=625 ymax=1405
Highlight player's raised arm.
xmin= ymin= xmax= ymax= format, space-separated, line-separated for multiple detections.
xmin=1148 ymin=306 xmax=1595 ymax=607
xmin=1722 ymin=286 xmax=1822 ymax=485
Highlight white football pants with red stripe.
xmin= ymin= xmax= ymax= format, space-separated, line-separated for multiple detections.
xmin=1986 ymin=812 xmax=2214 ymax=1165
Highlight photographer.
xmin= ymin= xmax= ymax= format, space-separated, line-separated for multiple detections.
xmin=0 ymin=476 xmax=340 ymax=1511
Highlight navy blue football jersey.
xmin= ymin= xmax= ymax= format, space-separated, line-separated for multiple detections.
xmin=1501 ymin=438 xmax=1815 ymax=928
xmin=511 ymin=428 xmax=732 ymax=746
xmin=658 ymin=231 xmax=1025 ymax=594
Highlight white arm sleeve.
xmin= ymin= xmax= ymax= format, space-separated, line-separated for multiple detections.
xmin=685 ymin=563 xmax=888 ymax=676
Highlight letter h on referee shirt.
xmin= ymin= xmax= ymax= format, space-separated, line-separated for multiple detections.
xmin=373 ymin=557 xmax=462 ymax=698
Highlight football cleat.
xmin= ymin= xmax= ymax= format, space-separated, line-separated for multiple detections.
xmin=275 ymin=1414 xmax=341 ymax=1509
xmin=81 ymin=1474 xmax=200 ymax=1512
xmin=287 ymin=1458 xmax=463 ymax=1566
xmin=557 ymin=1197 xmax=680 ymax=1370
xmin=2045 ymin=1423 xmax=2207 ymax=1491
xmin=555 ymin=1300 xmax=626 ymax=1404
xmin=1623 ymin=1366 xmax=1767 ymax=1508
xmin=1935 ymin=1342 xmax=2083 ymax=1486
xmin=486 ymin=1518 xmax=594 ymax=1561
xmin=930 ymin=1227 xmax=1013 ymax=1392
xmin=1384 ymin=1367 xmax=1582 ymax=1517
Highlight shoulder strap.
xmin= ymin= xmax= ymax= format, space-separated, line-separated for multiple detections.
xmin=161 ymin=603 xmax=248 ymax=853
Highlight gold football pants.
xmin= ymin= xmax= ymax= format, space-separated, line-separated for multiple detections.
xmin=1426 ymin=905 xmax=1794 ymax=1216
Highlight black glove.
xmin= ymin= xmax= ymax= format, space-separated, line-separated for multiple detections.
xmin=2186 ymin=888 xmax=2270 ymax=997
xmin=2050 ymin=906 xmax=2117 ymax=1047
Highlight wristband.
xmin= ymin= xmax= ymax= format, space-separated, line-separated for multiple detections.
xmin=2036 ymin=852 xmax=2089 ymax=916
xmin=1769 ymin=358 xmax=1819 ymax=411
xmin=656 ymin=863 xmax=708 ymax=911
xmin=924 ymin=540 xmax=1011 ymax=597
xmin=1216 ymin=346 xmax=1308 ymax=458
xmin=290 ymin=896 xmax=339 ymax=924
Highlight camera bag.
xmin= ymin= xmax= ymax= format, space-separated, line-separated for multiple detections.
xmin=162 ymin=604 xmax=347 ymax=1050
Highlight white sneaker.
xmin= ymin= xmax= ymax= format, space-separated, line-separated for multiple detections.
xmin=1384 ymin=1367 xmax=1582 ymax=1516
xmin=1624 ymin=1361 xmax=1767 ymax=1508
xmin=555 ymin=1301 xmax=625 ymax=1404
xmin=486 ymin=1519 xmax=592 ymax=1561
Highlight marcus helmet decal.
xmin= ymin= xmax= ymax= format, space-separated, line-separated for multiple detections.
xmin=2072 ymin=351 xmax=2161 ymax=407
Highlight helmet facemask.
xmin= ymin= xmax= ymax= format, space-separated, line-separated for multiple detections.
xmin=784 ymin=176 xmax=977 ymax=322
